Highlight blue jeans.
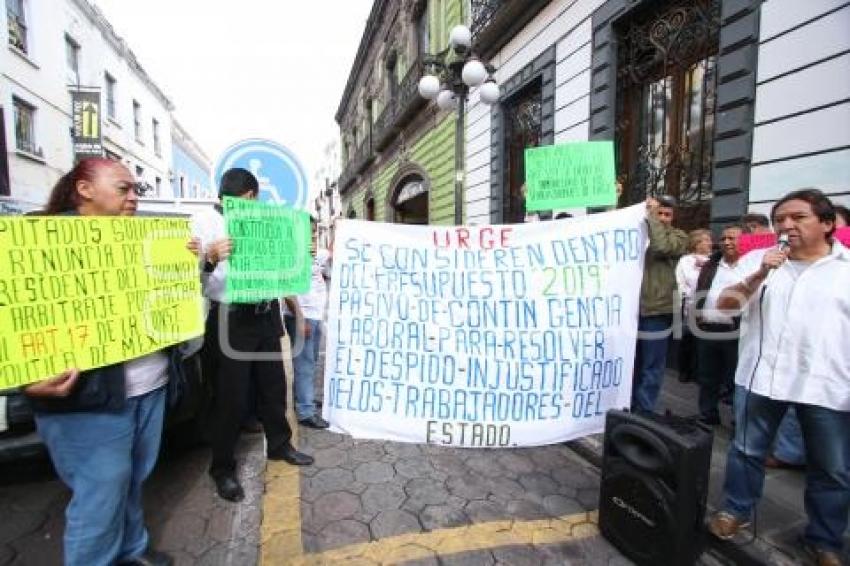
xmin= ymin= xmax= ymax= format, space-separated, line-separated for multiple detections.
xmin=632 ymin=314 xmax=673 ymax=413
xmin=773 ymin=408 xmax=806 ymax=466
xmin=35 ymin=387 xmax=166 ymax=566
xmin=285 ymin=317 xmax=322 ymax=420
xmin=723 ymin=386 xmax=850 ymax=552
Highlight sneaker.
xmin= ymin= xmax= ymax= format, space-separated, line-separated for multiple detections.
xmin=707 ymin=511 xmax=750 ymax=540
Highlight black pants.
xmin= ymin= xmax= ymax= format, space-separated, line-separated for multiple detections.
xmin=204 ymin=301 xmax=292 ymax=476
xmin=696 ymin=328 xmax=738 ymax=421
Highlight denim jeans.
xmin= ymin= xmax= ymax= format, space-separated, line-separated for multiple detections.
xmin=773 ymin=407 xmax=806 ymax=466
xmin=35 ymin=387 xmax=166 ymax=566
xmin=285 ymin=316 xmax=322 ymax=420
xmin=723 ymin=386 xmax=850 ymax=552
xmin=632 ymin=314 xmax=673 ymax=413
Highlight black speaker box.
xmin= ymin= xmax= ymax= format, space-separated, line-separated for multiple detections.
xmin=598 ymin=410 xmax=713 ymax=566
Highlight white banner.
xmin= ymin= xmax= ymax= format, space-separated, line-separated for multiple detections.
xmin=323 ymin=204 xmax=648 ymax=447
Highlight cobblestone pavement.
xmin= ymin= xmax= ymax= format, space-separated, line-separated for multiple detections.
xmin=261 ymin=427 xmax=631 ymax=565
xmin=0 ymin=434 xmax=265 ymax=566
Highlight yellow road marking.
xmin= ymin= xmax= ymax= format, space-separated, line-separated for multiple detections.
xmin=262 ymin=338 xmax=600 ymax=564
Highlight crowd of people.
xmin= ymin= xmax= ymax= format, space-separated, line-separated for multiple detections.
xmin=15 ymin=157 xmax=850 ymax=566
xmin=634 ymin=191 xmax=850 ymax=566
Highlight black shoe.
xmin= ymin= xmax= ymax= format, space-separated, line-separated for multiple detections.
xmin=118 ymin=549 xmax=174 ymax=566
xmin=268 ymin=444 xmax=314 ymax=466
xmin=211 ymin=473 xmax=244 ymax=502
xmin=298 ymin=415 xmax=330 ymax=429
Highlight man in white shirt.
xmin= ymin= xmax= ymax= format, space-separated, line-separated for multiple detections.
xmin=284 ymin=218 xmax=330 ymax=429
xmin=692 ymin=225 xmax=744 ymax=425
xmin=193 ymin=168 xmax=313 ymax=504
xmin=708 ymin=189 xmax=850 ymax=566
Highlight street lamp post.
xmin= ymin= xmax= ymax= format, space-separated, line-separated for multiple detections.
xmin=418 ymin=25 xmax=500 ymax=225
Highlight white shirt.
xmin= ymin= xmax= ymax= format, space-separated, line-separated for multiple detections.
xmin=190 ymin=207 xmax=228 ymax=303
xmin=675 ymin=253 xmax=708 ymax=315
xmin=733 ymin=241 xmax=850 ymax=411
xmin=298 ymin=250 xmax=329 ymax=320
xmin=699 ymin=257 xmax=750 ymax=324
xmin=282 ymin=249 xmax=329 ymax=321
xmin=124 ymin=352 xmax=168 ymax=398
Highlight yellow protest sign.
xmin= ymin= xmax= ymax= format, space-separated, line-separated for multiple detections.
xmin=0 ymin=216 xmax=204 ymax=389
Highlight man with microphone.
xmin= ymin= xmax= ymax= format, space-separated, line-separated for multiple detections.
xmin=708 ymin=189 xmax=850 ymax=566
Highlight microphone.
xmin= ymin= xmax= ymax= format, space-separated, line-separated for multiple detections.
xmin=763 ymin=233 xmax=790 ymax=288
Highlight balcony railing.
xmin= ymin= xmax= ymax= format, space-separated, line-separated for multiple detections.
xmin=373 ymin=57 xmax=425 ymax=151
xmin=471 ymin=0 xmax=507 ymax=40
xmin=337 ymin=135 xmax=373 ymax=193
xmin=471 ymin=0 xmax=549 ymax=59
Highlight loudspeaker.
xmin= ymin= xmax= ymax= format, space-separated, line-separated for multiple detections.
xmin=598 ymin=410 xmax=713 ymax=566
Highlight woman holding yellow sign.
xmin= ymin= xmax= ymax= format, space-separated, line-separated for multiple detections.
xmin=23 ymin=158 xmax=193 ymax=566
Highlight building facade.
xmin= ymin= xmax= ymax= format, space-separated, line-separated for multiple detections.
xmin=336 ymin=0 xmax=467 ymax=225
xmin=171 ymin=118 xmax=213 ymax=199
xmin=1 ymin=0 xmax=203 ymax=208
xmin=465 ymin=0 xmax=850 ymax=230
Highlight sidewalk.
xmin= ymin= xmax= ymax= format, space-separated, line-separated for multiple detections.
xmin=573 ymin=371 xmax=849 ymax=566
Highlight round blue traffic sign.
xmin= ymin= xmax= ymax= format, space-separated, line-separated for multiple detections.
xmin=214 ymin=139 xmax=309 ymax=209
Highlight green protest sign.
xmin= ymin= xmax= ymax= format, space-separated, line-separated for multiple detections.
xmin=524 ymin=141 xmax=616 ymax=211
xmin=223 ymin=197 xmax=311 ymax=303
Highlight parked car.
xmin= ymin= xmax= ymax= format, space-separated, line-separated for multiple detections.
xmin=0 ymin=204 xmax=212 ymax=462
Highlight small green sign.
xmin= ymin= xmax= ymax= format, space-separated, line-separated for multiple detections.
xmin=223 ymin=196 xmax=311 ymax=303
xmin=524 ymin=141 xmax=616 ymax=211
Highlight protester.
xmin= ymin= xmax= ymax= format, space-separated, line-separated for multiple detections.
xmin=25 ymin=158 xmax=184 ymax=566
xmin=741 ymin=212 xmax=771 ymax=234
xmin=283 ymin=217 xmax=330 ymax=429
xmin=708 ymin=189 xmax=850 ymax=566
xmin=632 ymin=195 xmax=688 ymax=413
xmin=692 ymin=225 xmax=744 ymax=426
xmin=193 ymin=167 xmax=313 ymax=504
xmin=674 ymin=229 xmax=712 ymax=383
xmin=742 ymin=214 xmax=807 ymax=467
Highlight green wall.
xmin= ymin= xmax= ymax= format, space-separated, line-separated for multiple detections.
xmin=343 ymin=113 xmax=459 ymax=224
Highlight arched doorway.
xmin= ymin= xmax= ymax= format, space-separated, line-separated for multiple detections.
xmin=391 ymin=174 xmax=428 ymax=224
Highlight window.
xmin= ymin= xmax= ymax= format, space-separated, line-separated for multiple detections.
xmin=132 ymin=100 xmax=141 ymax=141
xmin=416 ymin=5 xmax=429 ymax=56
xmin=152 ymin=118 xmax=160 ymax=155
xmin=12 ymin=96 xmax=37 ymax=154
xmin=615 ymin=0 xmax=720 ymax=230
xmin=104 ymin=73 xmax=116 ymax=119
xmin=154 ymin=176 xmax=161 ymax=196
xmin=179 ymin=175 xmax=186 ymax=198
xmin=386 ymin=52 xmax=398 ymax=100
xmin=6 ymin=0 xmax=27 ymax=53
xmin=135 ymin=165 xmax=144 ymax=179
xmin=65 ymin=35 xmax=79 ymax=76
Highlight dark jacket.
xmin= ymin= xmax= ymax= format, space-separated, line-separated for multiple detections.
xmin=29 ymin=347 xmax=186 ymax=414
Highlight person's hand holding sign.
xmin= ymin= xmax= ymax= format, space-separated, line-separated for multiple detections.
xmin=646 ymin=196 xmax=660 ymax=218
xmin=23 ymin=369 xmax=81 ymax=398
xmin=187 ymin=237 xmax=202 ymax=257
xmin=207 ymin=238 xmax=233 ymax=265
